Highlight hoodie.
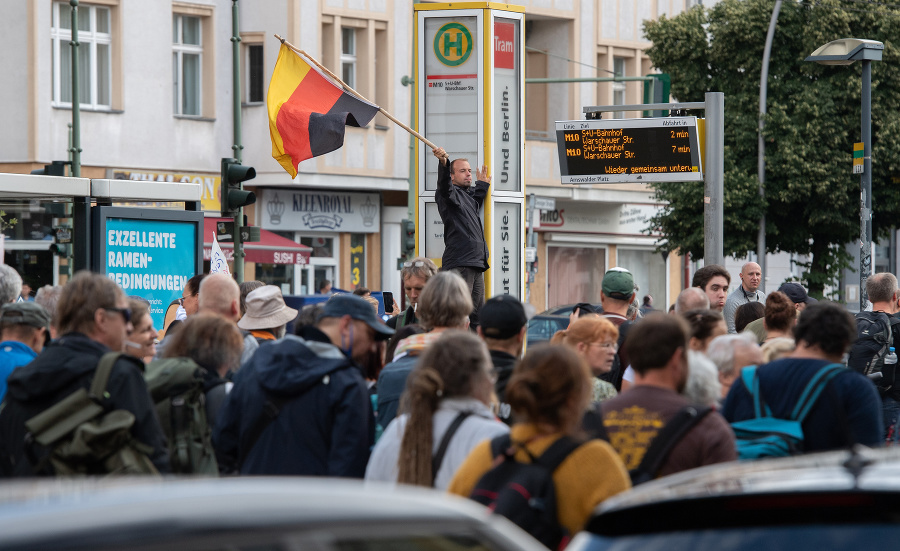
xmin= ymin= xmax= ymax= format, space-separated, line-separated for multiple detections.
xmin=213 ymin=333 xmax=374 ymax=476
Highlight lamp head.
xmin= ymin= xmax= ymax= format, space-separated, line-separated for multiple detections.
xmin=806 ymin=38 xmax=883 ymax=66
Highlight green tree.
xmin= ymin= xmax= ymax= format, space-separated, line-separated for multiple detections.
xmin=644 ymin=0 xmax=900 ymax=296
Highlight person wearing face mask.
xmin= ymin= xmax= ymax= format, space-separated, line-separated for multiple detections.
xmin=213 ymin=293 xmax=394 ymax=476
xmin=125 ymin=298 xmax=157 ymax=365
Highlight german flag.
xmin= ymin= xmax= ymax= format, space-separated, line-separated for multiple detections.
xmin=268 ymin=44 xmax=379 ymax=177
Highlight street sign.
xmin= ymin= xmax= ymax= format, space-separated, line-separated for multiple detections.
xmin=853 ymin=142 xmax=864 ymax=174
xmin=533 ymin=196 xmax=555 ymax=211
xmin=525 ymin=247 xmax=536 ymax=262
xmin=555 ymin=117 xmax=703 ymax=184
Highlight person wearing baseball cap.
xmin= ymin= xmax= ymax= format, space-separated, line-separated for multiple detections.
xmin=778 ymin=282 xmax=817 ymax=311
xmin=0 ymin=302 xmax=52 ymax=403
xmin=477 ymin=295 xmax=529 ymax=424
xmin=742 ymin=282 xmax=817 ymax=343
xmin=599 ymin=267 xmax=637 ymax=391
xmin=214 ymin=292 xmax=393 ymax=476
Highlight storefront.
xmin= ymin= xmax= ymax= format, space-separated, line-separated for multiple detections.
xmin=534 ymin=200 xmax=674 ymax=310
xmin=257 ymin=188 xmax=382 ymax=294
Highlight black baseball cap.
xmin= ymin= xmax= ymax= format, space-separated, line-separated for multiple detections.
xmin=778 ymin=282 xmax=817 ymax=305
xmin=479 ymin=295 xmax=528 ymax=339
xmin=319 ymin=294 xmax=394 ymax=340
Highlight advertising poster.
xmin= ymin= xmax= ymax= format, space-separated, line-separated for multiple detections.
xmin=493 ymin=18 xmax=521 ymax=193
xmin=424 ymin=16 xmax=479 ymax=192
xmin=95 ymin=209 xmax=202 ymax=332
xmin=491 ymin=202 xmax=521 ymax=297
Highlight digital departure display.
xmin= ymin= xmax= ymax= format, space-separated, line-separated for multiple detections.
xmin=555 ymin=117 xmax=703 ymax=184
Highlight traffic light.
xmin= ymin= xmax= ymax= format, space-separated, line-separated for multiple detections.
xmin=220 ymin=157 xmax=257 ymax=218
xmin=401 ymin=218 xmax=416 ymax=258
xmin=30 ymin=161 xmax=68 ymax=176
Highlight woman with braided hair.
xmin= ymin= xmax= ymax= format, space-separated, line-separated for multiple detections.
xmin=364 ymin=330 xmax=508 ymax=489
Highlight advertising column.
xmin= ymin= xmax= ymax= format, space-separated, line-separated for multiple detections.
xmin=416 ymin=3 xmax=525 ymax=299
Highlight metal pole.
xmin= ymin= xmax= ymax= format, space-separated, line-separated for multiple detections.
xmin=860 ymin=59 xmax=873 ymax=311
xmin=69 ymin=0 xmax=81 ymax=177
xmin=758 ymin=0 xmax=781 ymax=289
xmin=704 ymin=92 xmax=725 ymax=266
xmin=70 ymin=0 xmax=90 ymax=272
xmin=231 ymin=0 xmax=244 ymax=282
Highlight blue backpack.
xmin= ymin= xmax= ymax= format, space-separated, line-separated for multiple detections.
xmin=731 ymin=363 xmax=846 ymax=460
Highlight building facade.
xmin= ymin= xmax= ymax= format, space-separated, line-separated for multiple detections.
xmin=2 ymin=0 xmax=694 ymax=310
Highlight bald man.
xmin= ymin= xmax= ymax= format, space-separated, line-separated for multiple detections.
xmin=674 ymin=287 xmax=710 ymax=315
xmin=723 ymin=262 xmax=765 ymax=333
xmin=198 ymin=273 xmax=258 ymax=366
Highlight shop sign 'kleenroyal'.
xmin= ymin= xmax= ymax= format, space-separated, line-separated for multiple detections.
xmin=260 ymin=189 xmax=380 ymax=233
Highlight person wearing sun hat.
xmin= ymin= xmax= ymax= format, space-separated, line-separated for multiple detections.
xmin=238 ymin=286 xmax=299 ymax=344
xmin=214 ymin=292 xmax=393 ymax=476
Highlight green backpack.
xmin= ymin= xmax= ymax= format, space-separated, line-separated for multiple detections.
xmin=144 ymin=358 xmax=219 ymax=476
xmin=24 ymin=352 xmax=159 ymax=476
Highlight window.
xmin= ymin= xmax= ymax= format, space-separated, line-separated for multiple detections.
xmin=612 ymin=57 xmax=626 ymax=119
xmin=173 ymin=14 xmax=202 ymax=116
xmin=341 ymin=27 xmax=356 ymax=89
xmin=51 ymin=2 xmax=111 ymax=109
xmin=246 ymin=43 xmax=264 ymax=103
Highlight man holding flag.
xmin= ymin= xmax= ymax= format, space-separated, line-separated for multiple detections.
xmin=433 ymin=147 xmax=491 ymax=329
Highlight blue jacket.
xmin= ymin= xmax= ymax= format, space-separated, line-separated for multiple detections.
xmin=375 ymin=353 xmax=418 ymax=431
xmin=722 ymin=358 xmax=884 ymax=451
xmin=0 ymin=341 xmax=37 ymax=404
xmin=213 ymin=331 xmax=374 ymax=476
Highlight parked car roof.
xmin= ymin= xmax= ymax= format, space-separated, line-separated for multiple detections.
xmin=572 ymin=446 xmax=900 ymax=548
xmin=0 ymin=477 xmax=546 ymax=551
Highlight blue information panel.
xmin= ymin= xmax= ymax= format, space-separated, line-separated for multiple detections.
xmin=93 ymin=208 xmax=203 ymax=333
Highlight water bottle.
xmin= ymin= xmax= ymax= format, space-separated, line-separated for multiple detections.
xmin=881 ymin=347 xmax=898 ymax=388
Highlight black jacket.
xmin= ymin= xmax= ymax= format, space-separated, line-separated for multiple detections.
xmin=489 ymin=349 xmax=517 ymax=426
xmin=0 ymin=333 xmax=170 ymax=476
xmin=436 ymin=159 xmax=490 ymax=271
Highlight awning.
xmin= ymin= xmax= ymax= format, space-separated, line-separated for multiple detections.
xmin=203 ymin=218 xmax=311 ymax=265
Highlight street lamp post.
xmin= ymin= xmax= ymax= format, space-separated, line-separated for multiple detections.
xmin=806 ymin=38 xmax=883 ymax=311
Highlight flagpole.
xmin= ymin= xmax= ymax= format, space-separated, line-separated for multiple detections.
xmin=274 ymin=34 xmax=437 ymax=150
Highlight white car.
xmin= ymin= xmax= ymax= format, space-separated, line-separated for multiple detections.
xmin=0 ymin=477 xmax=548 ymax=551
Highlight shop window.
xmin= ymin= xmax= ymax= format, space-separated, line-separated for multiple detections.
xmin=616 ymin=248 xmax=667 ymax=308
xmin=547 ymin=246 xmax=606 ymax=308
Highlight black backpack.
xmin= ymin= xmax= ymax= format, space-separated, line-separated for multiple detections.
xmin=847 ymin=311 xmax=900 ymax=388
xmin=470 ymin=435 xmax=580 ymax=550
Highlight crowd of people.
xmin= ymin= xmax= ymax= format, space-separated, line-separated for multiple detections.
xmin=0 ymin=141 xmax=891 ymax=544
xmin=0 ymin=254 xmax=893 ymax=542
